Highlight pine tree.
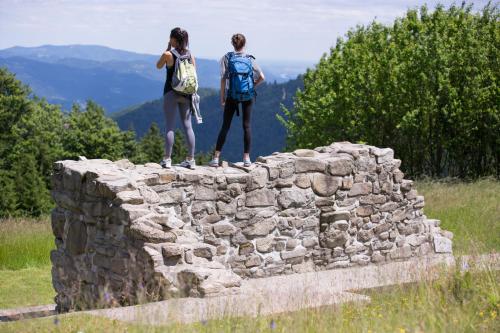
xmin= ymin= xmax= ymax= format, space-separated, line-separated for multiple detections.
xmin=0 ymin=169 xmax=17 ymax=217
xmin=62 ymin=100 xmax=126 ymax=161
xmin=133 ymin=123 xmax=165 ymax=164
xmin=11 ymin=150 xmax=52 ymax=216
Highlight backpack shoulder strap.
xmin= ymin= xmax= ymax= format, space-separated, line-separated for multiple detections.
xmin=246 ymin=54 xmax=256 ymax=60
xmin=226 ymin=52 xmax=236 ymax=60
xmin=170 ymin=48 xmax=180 ymax=58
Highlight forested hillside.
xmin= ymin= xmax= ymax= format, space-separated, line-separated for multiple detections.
xmin=113 ymin=77 xmax=304 ymax=161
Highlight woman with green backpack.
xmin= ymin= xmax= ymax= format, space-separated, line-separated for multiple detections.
xmin=156 ymin=27 xmax=198 ymax=169
xmin=209 ymin=33 xmax=265 ymax=167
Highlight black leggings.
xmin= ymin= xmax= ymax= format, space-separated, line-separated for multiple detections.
xmin=215 ymin=98 xmax=253 ymax=154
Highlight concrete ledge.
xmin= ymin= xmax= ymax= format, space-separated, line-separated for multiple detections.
xmin=85 ymin=254 xmax=453 ymax=325
xmin=0 ymin=304 xmax=56 ymax=322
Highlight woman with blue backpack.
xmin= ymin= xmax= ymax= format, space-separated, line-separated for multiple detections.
xmin=209 ymin=33 xmax=265 ymax=167
xmin=156 ymin=27 xmax=199 ymax=169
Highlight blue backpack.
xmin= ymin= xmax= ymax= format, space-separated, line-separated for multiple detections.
xmin=226 ymin=52 xmax=255 ymax=102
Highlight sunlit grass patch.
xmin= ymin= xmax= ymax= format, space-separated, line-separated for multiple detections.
xmin=416 ymin=178 xmax=500 ymax=254
xmin=0 ymin=265 xmax=54 ymax=309
xmin=0 ymin=216 xmax=54 ymax=270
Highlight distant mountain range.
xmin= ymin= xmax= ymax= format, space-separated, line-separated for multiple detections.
xmin=112 ymin=77 xmax=304 ymax=161
xmin=0 ymin=45 xmax=310 ymax=113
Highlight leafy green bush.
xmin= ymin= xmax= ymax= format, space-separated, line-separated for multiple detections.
xmin=279 ymin=3 xmax=499 ymax=178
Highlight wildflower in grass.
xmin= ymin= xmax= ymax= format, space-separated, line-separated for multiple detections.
xmin=200 ymin=319 xmax=207 ymax=326
xmin=269 ymin=319 xmax=276 ymax=330
xmin=479 ymin=311 xmax=484 ymax=318
xmin=399 ymin=328 xmax=406 ymax=333
xmin=490 ymin=310 xmax=497 ymax=319
xmin=461 ymin=260 xmax=470 ymax=271
xmin=53 ymin=317 xmax=60 ymax=325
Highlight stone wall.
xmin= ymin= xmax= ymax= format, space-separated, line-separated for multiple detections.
xmin=50 ymin=142 xmax=453 ymax=312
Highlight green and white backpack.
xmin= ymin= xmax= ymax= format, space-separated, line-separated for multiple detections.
xmin=170 ymin=49 xmax=198 ymax=95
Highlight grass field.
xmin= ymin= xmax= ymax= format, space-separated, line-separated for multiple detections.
xmin=417 ymin=178 xmax=500 ymax=255
xmin=0 ymin=179 xmax=498 ymax=332
xmin=1 ymin=267 xmax=498 ymax=332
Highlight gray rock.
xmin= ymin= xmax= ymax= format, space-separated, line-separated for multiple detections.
xmin=128 ymin=223 xmax=176 ymax=243
xmin=281 ymin=247 xmax=307 ymax=260
xmin=433 ymin=235 xmax=452 ymax=253
xmin=332 ymin=220 xmax=349 ymax=231
xmin=161 ymin=243 xmax=184 ymax=258
xmin=239 ymin=242 xmax=255 ymax=255
xmin=370 ymin=147 xmax=394 ymax=164
xmin=320 ymin=229 xmax=348 ymax=248
xmin=293 ymin=149 xmax=318 ymax=157
xmin=246 ymin=168 xmax=268 ymax=191
xmin=213 ymin=221 xmax=238 ymax=236
xmin=348 ymin=182 xmax=373 ymax=197
xmin=116 ymin=190 xmax=144 ymax=205
xmin=242 ymin=217 xmax=277 ymax=237
xmin=138 ymin=186 xmax=160 ymax=204
xmin=286 ymin=238 xmax=300 ymax=250
xmin=294 ymin=174 xmax=311 ymax=188
xmin=194 ymin=186 xmax=217 ymax=201
xmin=327 ymin=157 xmax=353 ymax=176
xmin=356 ymin=205 xmax=375 ymax=217
xmin=295 ymin=158 xmax=327 ymax=173
xmin=277 ymin=190 xmax=308 ymax=209
xmin=311 ymin=173 xmax=340 ymax=197
xmin=193 ymin=244 xmax=217 ymax=259
xmin=245 ymin=255 xmax=262 ymax=268
xmin=66 ymin=220 xmax=87 ymax=255
xmin=256 ymin=236 xmax=274 ymax=253
xmin=216 ymin=201 xmax=237 ymax=216
xmin=245 ymin=189 xmax=276 ymax=207
xmin=389 ymin=244 xmax=412 ymax=259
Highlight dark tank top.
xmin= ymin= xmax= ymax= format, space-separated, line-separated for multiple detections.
xmin=163 ymin=52 xmax=177 ymax=95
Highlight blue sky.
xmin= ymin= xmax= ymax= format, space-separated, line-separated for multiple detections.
xmin=0 ymin=0 xmax=492 ymax=62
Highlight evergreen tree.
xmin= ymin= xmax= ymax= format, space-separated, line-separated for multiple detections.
xmin=0 ymin=170 xmax=17 ymax=216
xmin=133 ymin=123 xmax=165 ymax=164
xmin=11 ymin=149 xmax=52 ymax=216
xmin=62 ymin=101 xmax=127 ymax=161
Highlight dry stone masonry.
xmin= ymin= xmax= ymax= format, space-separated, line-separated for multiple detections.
xmin=50 ymin=142 xmax=453 ymax=312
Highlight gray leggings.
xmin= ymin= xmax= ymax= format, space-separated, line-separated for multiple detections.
xmin=163 ymin=90 xmax=195 ymax=158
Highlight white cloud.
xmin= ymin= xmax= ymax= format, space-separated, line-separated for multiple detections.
xmin=0 ymin=0 xmax=492 ymax=62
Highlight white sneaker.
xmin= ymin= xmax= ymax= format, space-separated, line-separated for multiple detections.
xmin=160 ymin=158 xmax=172 ymax=168
xmin=243 ymin=158 xmax=252 ymax=167
xmin=208 ymin=157 xmax=219 ymax=167
xmin=180 ymin=159 xmax=196 ymax=169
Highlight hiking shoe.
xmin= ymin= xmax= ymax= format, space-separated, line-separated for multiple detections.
xmin=208 ymin=158 xmax=219 ymax=167
xmin=243 ymin=158 xmax=252 ymax=167
xmin=160 ymin=158 xmax=172 ymax=168
xmin=180 ymin=159 xmax=196 ymax=169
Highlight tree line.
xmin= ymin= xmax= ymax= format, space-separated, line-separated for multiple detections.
xmin=279 ymin=3 xmax=499 ymax=178
xmin=0 ymin=68 xmax=209 ymax=217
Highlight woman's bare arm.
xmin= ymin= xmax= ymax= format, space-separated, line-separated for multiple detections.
xmin=156 ymin=51 xmax=174 ymax=69
xmin=254 ymin=70 xmax=265 ymax=87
